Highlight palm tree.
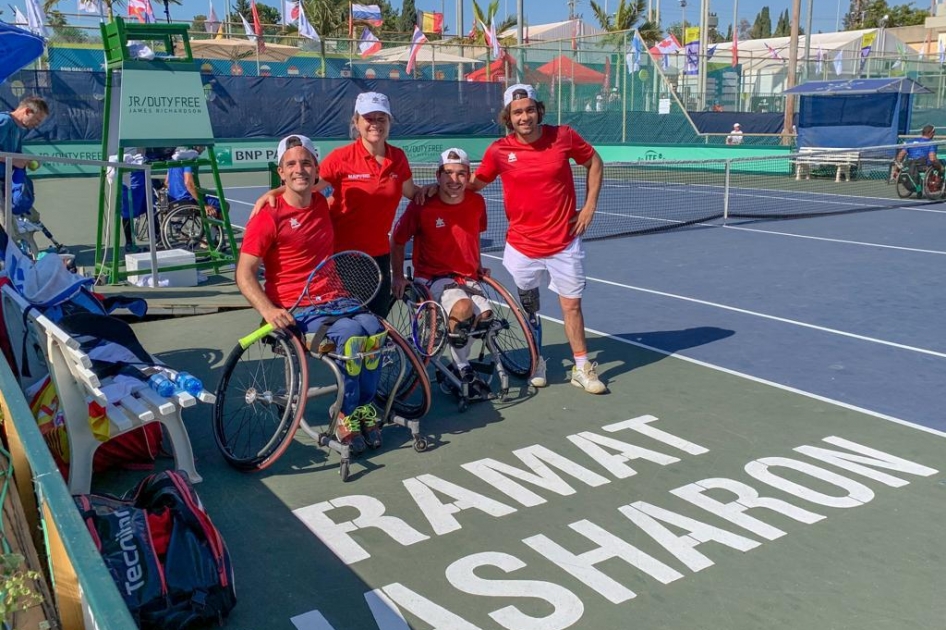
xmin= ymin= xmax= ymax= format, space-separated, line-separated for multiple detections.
xmin=589 ymin=0 xmax=660 ymax=45
xmin=470 ymin=0 xmax=516 ymax=48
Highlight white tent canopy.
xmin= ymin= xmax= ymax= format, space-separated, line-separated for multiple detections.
xmin=498 ymin=19 xmax=606 ymax=43
xmin=367 ymin=45 xmax=482 ymax=64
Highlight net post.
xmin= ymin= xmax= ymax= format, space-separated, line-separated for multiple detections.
xmin=723 ymin=159 xmax=731 ymax=224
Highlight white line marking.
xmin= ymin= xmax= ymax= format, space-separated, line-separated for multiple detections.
xmin=585 ymin=275 xmax=946 ymax=359
xmin=722 ymin=224 xmax=946 ymax=255
xmin=224 ymin=198 xmax=254 ymax=206
xmin=902 ymin=205 xmax=946 ymax=214
xmin=483 ymin=251 xmax=945 ymax=434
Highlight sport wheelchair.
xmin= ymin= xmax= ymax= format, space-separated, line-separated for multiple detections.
xmin=134 ymin=187 xmax=228 ymax=253
xmin=388 ymin=273 xmax=538 ymax=413
xmin=212 ymin=318 xmax=431 ymax=481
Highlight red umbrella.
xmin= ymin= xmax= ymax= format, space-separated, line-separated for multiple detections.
xmin=536 ymin=55 xmax=606 ymax=84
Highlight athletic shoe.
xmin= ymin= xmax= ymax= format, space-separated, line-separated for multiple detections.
xmin=335 ymin=411 xmax=367 ymax=453
xmin=356 ymin=405 xmax=382 ymax=449
xmin=529 ymin=357 xmax=548 ymax=388
xmin=571 ymin=362 xmax=607 ymax=394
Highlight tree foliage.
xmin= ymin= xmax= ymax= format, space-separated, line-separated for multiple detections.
xmin=773 ymin=9 xmax=789 ymax=36
xmin=843 ymin=0 xmax=928 ymax=29
xmin=749 ymin=6 xmax=771 ymax=39
xmin=588 ymin=0 xmax=660 ymax=44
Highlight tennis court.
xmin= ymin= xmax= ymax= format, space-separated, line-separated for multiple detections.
xmin=129 ymin=161 xmax=946 ymax=630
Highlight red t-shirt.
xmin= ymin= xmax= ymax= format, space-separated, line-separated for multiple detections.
xmin=475 ymin=125 xmax=596 ymax=258
xmin=392 ymin=193 xmax=487 ymax=280
xmin=240 ymin=194 xmax=334 ymax=309
xmin=319 ymin=140 xmax=412 ymax=256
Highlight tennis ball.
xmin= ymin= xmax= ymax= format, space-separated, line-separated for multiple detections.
xmin=27 ymin=160 xmax=39 ymax=171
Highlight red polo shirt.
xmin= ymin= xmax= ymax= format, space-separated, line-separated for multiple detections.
xmin=475 ymin=125 xmax=596 ymax=258
xmin=319 ymin=140 xmax=412 ymax=256
xmin=392 ymin=193 xmax=487 ymax=280
xmin=241 ymin=194 xmax=334 ymax=309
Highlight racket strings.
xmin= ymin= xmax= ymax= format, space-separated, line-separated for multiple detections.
xmin=304 ymin=252 xmax=381 ymax=309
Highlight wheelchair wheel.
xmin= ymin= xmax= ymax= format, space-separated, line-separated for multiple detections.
xmin=161 ymin=204 xmax=226 ymax=252
xmin=479 ymin=276 xmax=539 ymax=379
xmin=213 ymin=329 xmax=308 ymax=471
xmin=134 ymin=213 xmax=155 ymax=245
xmin=374 ymin=321 xmax=432 ymax=419
xmin=895 ymin=173 xmax=915 ymax=199
xmin=923 ymin=167 xmax=946 ymax=200
xmin=387 ymin=282 xmax=433 ymax=364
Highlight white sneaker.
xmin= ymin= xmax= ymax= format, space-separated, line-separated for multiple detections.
xmin=529 ymin=357 xmax=548 ymax=388
xmin=571 ymin=362 xmax=607 ymax=394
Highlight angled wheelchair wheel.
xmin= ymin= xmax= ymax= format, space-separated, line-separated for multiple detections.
xmin=161 ymin=203 xmax=226 ymax=252
xmin=895 ymin=173 xmax=915 ymax=199
xmin=213 ymin=329 xmax=308 ymax=471
xmin=134 ymin=213 xmax=156 ymax=246
xmin=387 ymin=282 xmax=433 ymax=363
xmin=479 ymin=276 xmax=539 ymax=379
xmin=374 ymin=321 xmax=432 ymax=420
xmin=922 ymin=166 xmax=946 ymax=200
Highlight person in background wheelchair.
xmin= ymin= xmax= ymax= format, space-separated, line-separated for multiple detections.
xmin=166 ymin=146 xmax=221 ymax=218
xmin=236 ymin=135 xmax=387 ymax=453
xmin=893 ymin=125 xmax=942 ymax=180
xmin=391 ymin=148 xmax=493 ymax=401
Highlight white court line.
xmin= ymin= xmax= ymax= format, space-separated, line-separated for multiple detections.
xmin=584 ymin=275 xmax=946 ymax=360
xmin=722 ymin=224 xmax=946 ymax=255
xmin=224 ymin=198 xmax=254 ymax=206
xmin=903 ymin=205 xmax=946 ymax=214
xmin=535 ymin=312 xmax=946 ymax=439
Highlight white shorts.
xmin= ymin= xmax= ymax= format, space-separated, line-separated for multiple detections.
xmin=502 ymin=239 xmax=586 ymax=299
xmin=419 ymin=277 xmax=492 ymax=318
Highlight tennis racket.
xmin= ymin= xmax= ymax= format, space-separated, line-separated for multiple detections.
xmin=411 ymin=299 xmax=448 ymax=358
xmin=240 ymin=250 xmax=381 ymax=348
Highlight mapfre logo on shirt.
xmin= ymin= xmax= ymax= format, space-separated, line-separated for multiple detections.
xmin=347 ymin=173 xmax=371 ymax=180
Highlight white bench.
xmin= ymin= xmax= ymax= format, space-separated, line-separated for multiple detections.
xmin=1 ymin=283 xmax=208 ymax=494
xmin=794 ymin=147 xmax=860 ymax=182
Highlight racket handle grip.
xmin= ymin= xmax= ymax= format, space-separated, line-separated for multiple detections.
xmin=240 ymin=323 xmax=275 ymax=349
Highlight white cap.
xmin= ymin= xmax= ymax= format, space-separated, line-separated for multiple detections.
xmin=354 ymin=92 xmax=393 ymax=117
xmin=733 ymin=123 xmax=741 ymax=128
xmin=276 ymin=135 xmax=318 ymax=165
xmin=439 ymin=147 xmax=470 ymax=167
xmin=503 ymin=83 xmax=538 ymax=107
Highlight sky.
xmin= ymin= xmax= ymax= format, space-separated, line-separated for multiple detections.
xmin=37 ymin=0 xmax=849 ymax=40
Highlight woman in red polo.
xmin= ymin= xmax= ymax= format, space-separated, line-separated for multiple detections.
xmin=251 ymin=92 xmax=420 ymax=317
xmin=318 ymin=92 xmax=419 ymax=317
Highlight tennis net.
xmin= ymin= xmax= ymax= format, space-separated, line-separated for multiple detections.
xmin=410 ymin=141 xmax=938 ymax=252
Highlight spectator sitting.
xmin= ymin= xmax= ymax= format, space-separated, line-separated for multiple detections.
xmin=712 ymin=102 xmax=724 ymax=112
xmin=166 ymin=146 xmax=220 ymax=218
xmin=726 ymin=123 xmax=744 ymax=145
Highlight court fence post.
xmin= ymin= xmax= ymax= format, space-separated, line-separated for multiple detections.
xmin=723 ymin=159 xmax=731 ymax=224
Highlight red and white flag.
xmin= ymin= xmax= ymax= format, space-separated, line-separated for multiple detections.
xmin=479 ymin=17 xmax=500 ymax=57
xmin=765 ymin=42 xmax=784 ymax=61
xmin=127 ymin=0 xmax=155 ymax=23
xmin=406 ymin=25 xmax=428 ymax=74
xmin=358 ymin=27 xmax=381 ymax=57
xmin=251 ymin=0 xmax=265 ymax=52
xmin=731 ymin=30 xmax=738 ymax=67
xmin=603 ymin=55 xmax=611 ymax=92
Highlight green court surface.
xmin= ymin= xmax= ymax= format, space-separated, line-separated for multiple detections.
xmin=122 ymin=308 xmax=946 ymax=630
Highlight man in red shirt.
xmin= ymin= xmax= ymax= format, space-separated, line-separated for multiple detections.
xmin=391 ymin=148 xmax=491 ymax=385
xmin=470 ymin=84 xmax=606 ymax=394
xmin=237 ymin=135 xmax=388 ymax=452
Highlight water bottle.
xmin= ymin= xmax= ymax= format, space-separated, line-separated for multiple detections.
xmin=173 ymin=371 xmax=204 ymax=397
xmin=148 ymin=372 xmax=176 ymax=397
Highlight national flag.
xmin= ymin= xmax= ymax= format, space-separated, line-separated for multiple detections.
xmin=815 ymin=45 xmax=824 ymax=74
xmin=215 ymin=22 xmax=224 ymax=38
xmin=860 ymin=30 xmax=876 ymax=70
xmin=406 ymin=24 xmax=428 ymax=74
xmin=77 ymin=0 xmax=103 ymax=14
xmin=833 ymin=50 xmax=843 ymax=76
xmin=241 ymin=13 xmax=256 ymax=40
xmin=731 ymin=29 xmax=738 ymax=67
xmin=651 ymin=33 xmax=681 ymax=57
xmin=24 ymin=0 xmax=46 ymax=33
xmin=479 ymin=17 xmax=500 ymax=57
xmin=283 ymin=0 xmax=299 ymax=24
xmin=627 ymin=30 xmax=644 ymax=73
xmin=12 ymin=6 xmax=28 ymax=27
xmin=707 ymin=44 xmax=717 ymax=60
xmin=251 ymin=0 xmax=265 ymax=51
xmin=919 ymin=30 xmax=931 ymax=60
xmin=765 ymin=42 xmax=784 ymax=61
xmin=351 ymin=3 xmax=383 ymax=26
xmin=127 ymin=0 xmax=155 ymax=23
xmin=358 ymin=27 xmax=381 ymax=57
xmin=417 ymin=10 xmax=443 ymax=33
xmin=571 ymin=18 xmax=579 ymax=51
xmin=939 ymin=34 xmax=946 ymax=63
xmin=297 ymin=2 xmax=319 ymax=41
xmin=603 ymin=55 xmax=611 ymax=92
xmin=893 ymin=42 xmax=906 ymax=69
xmin=684 ymin=26 xmax=699 ymax=75
xmin=205 ymin=1 xmax=220 ymax=33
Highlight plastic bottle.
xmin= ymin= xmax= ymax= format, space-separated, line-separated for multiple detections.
xmin=173 ymin=371 xmax=204 ymax=397
xmin=148 ymin=372 xmax=176 ymax=397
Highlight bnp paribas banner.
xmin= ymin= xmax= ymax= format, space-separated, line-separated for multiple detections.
xmin=118 ymin=68 xmax=215 ymax=145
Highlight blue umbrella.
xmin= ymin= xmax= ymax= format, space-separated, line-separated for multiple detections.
xmin=0 ymin=21 xmax=44 ymax=85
